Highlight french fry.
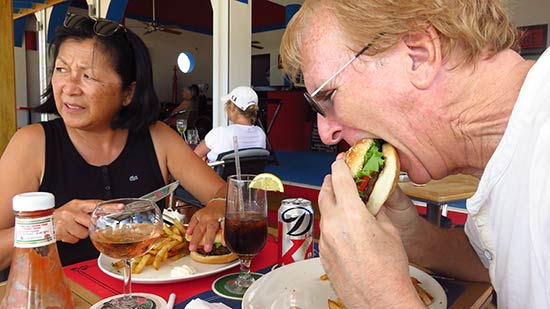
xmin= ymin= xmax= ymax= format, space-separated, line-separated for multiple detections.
xmin=131 ymin=256 xmax=142 ymax=272
xmin=170 ymin=225 xmax=182 ymax=235
xmin=163 ymin=225 xmax=175 ymax=236
xmin=133 ymin=254 xmax=152 ymax=274
xmin=169 ymin=241 xmax=188 ymax=253
xmin=168 ymin=233 xmax=183 ymax=242
xmin=328 ymin=299 xmax=346 ymax=309
xmin=320 ymin=273 xmax=432 ymax=308
xmin=153 ymin=240 xmax=180 ymax=270
xmin=112 ymin=223 xmax=191 ymax=274
xmin=172 ymin=219 xmax=187 ymax=235
xmin=163 ymin=225 xmax=183 ymax=242
xmin=411 ymin=277 xmax=433 ymax=306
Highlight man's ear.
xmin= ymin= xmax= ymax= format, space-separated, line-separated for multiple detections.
xmin=403 ymin=26 xmax=441 ymax=90
xmin=122 ymin=82 xmax=136 ymax=106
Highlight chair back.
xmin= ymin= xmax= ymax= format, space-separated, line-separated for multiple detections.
xmin=211 ymin=148 xmax=270 ymax=180
xmin=174 ymin=147 xmax=270 ymax=208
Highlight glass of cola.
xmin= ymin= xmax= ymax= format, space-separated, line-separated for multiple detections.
xmin=220 ymin=174 xmax=268 ymax=296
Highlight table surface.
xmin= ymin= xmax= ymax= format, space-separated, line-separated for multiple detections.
xmin=399 ymin=174 xmax=479 ymax=204
xmin=0 ymin=279 xmax=100 ymax=308
xmin=0 ymin=198 xmax=492 ymax=309
xmin=0 ymin=262 xmax=493 ymax=309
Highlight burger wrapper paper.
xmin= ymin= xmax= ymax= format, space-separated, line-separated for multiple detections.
xmin=184 ymin=298 xmax=231 ymax=309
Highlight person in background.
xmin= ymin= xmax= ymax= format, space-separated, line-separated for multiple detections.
xmin=0 ymin=13 xmax=225 ymax=270
xmin=280 ymin=0 xmax=549 ymax=307
xmin=163 ymin=84 xmax=200 ymax=130
xmin=172 ymin=84 xmax=200 ymax=116
xmin=194 ymin=86 xmax=266 ymax=162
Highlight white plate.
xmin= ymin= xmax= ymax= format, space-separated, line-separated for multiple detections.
xmin=242 ymin=258 xmax=447 ymax=309
xmin=98 ymin=253 xmax=239 ymax=284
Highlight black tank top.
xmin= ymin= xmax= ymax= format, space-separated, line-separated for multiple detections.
xmin=39 ymin=118 xmax=165 ymax=266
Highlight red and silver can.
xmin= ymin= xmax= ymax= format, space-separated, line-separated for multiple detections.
xmin=277 ymin=198 xmax=314 ymax=266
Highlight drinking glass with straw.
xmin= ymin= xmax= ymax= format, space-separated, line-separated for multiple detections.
xmin=211 ymin=136 xmax=267 ymax=298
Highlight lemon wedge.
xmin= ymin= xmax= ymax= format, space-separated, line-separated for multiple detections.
xmin=249 ymin=173 xmax=284 ymax=192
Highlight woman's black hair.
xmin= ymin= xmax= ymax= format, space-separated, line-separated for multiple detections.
xmin=35 ymin=16 xmax=160 ymax=132
xmin=189 ymin=84 xmax=200 ymax=99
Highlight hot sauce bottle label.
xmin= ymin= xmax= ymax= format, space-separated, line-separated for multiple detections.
xmin=14 ymin=215 xmax=56 ymax=248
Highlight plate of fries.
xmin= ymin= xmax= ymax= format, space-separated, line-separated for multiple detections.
xmin=97 ymin=221 xmax=239 ymax=284
xmin=242 ymin=258 xmax=446 ymax=309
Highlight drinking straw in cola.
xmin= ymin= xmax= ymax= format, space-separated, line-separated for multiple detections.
xmin=232 ymin=136 xmax=241 ymax=180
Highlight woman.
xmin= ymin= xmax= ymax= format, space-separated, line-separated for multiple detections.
xmin=164 ymin=84 xmax=200 ymax=129
xmin=172 ymin=84 xmax=200 ymax=116
xmin=0 ymin=13 xmax=224 ymax=269
xmin=194 ymin=86 xmax=266 ymax=162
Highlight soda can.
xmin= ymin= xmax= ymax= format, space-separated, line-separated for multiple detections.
xmin=277 ymin=198 xmax=314 ymax=266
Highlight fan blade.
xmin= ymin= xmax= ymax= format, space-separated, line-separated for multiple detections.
xmin=252 ymin=44 xmax=264 ymax=50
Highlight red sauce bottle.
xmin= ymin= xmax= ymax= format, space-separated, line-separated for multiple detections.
xmin=0 ymin=192 xmax=75 ymax=308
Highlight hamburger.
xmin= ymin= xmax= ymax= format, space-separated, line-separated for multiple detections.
xmin=185 ymin=231 xmax=238 ymax=264
xmin=345 ymin=138 xmax=400 ymax=215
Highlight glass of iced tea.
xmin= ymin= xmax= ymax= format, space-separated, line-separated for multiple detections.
xmin=221 ymin=174 xmax=268 ymax=296
xmin=89 ymin=198 xmax=163 ymax=308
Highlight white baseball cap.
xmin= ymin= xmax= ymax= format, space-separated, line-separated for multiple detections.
xmin=221 ymin=86 xmax=258 ymax=111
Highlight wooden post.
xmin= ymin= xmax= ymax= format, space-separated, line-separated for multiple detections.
xmin=0 ymin=0 xmax=17 ymax=155
xmin=172 ymin=65 xmax=178 ymax=104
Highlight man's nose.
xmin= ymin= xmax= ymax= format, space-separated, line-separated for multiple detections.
xmin=317 ymin=115 xmax=343 ymax=145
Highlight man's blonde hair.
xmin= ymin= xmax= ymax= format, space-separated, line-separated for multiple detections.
xmin=280 ymin=0 xmax=519 ymax=80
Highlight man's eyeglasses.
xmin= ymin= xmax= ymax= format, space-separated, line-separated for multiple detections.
xmin=303 ymin=41 xmax=375 ymax=117
xmin=63 ymin=13 xmax=127 ymax=37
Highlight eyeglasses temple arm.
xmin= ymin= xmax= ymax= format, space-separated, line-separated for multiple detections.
xmin=310 ymin=44 xmax=371 ymax=97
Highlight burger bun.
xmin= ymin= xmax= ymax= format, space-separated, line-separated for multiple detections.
xmin=189 ymin=251 xmax=238 ymax=264
xmin=184 ymin=230 xmax=238 ymax=264
xmin=345 ymin=138 xmax=400 ymax=215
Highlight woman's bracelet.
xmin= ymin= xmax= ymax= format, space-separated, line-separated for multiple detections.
xmin=207 ymin=197 xmax=226 ymax=204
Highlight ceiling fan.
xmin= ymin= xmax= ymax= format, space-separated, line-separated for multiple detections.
xmin=252 ymin=40 xmax=264 ymax=49
xmin=141 ymin=0 xmax=182 ymax=35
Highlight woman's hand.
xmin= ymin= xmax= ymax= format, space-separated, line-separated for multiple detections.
xmin=54 ymin=199 xmax=100 ymax=243
xmin=186 ymin=198 xmax=225 ymax=252
xmin=318 ymin=158 xmax=422 ymax=308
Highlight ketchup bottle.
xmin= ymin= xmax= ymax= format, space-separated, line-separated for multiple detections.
xmin=0 ymin=192 xmax=75 ymax=308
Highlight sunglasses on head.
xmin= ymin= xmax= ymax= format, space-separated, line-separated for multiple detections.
xmin=63 ymin=13 xmax=127 ymax=37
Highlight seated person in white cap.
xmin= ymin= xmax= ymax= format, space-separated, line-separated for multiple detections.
xmin=194 ymin=86 xmax=267 ymax=162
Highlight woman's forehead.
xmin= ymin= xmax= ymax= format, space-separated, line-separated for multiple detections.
xmin=58 ymin=39 xmax=114 ymax=67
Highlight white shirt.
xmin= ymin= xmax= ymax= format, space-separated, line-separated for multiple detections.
xmin=204 ymin=124 xmax=266 ymax=162
xmin=465 ymin=48 xmax=550 ymax=308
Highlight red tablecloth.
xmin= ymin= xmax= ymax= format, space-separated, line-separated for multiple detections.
xmin=63 ymin=236 xmax=278 ymax=303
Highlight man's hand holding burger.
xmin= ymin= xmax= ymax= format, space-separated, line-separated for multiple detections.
xmin=344 ymin=138 xmax=425 ymax=253
xmin=317 ymin=140 xmax=424 ymax=308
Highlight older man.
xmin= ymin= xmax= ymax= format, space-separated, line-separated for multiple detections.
xmin=280 ymin=0 xmax=550 ymax=308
